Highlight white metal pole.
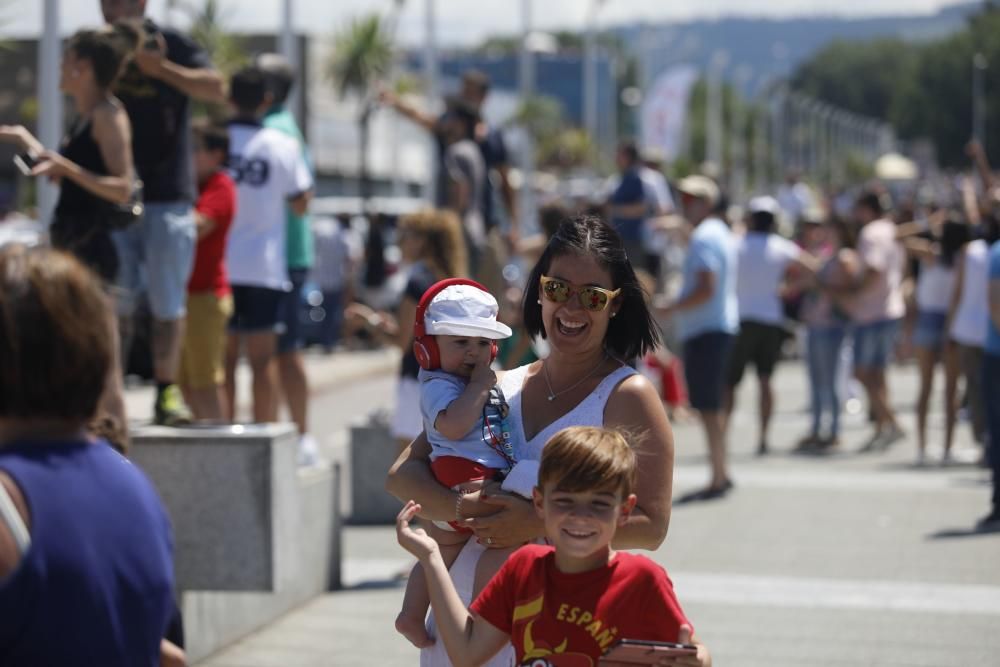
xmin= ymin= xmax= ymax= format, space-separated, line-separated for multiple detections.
xmin=583 ymin=0 xmax=602 ymax=160
xmin=705 ymin=51 xmax=726 ymax=173
xmin=38 ymin=0 xmax=61 ymax=225
xmin=279 ymin=0 xmax=302 ymax=127
xmin=973 ymin=53 xmax=987 ymax=146
xmin=519 ymin=0 xmax=535 ymax=233
xmin=422 ymin=0 xmax=439 ymax=202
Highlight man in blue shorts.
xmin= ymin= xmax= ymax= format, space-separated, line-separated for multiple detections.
xmin=658 ymin=175 xmax=738 ymax=499
xmin=224 ymin=67 xmax=313 ymax=425
xmin=102 ymin=0 xmax=225 ymax=425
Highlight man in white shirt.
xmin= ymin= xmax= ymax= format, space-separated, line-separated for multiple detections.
xmin=724 ymin=196 xmax=815 ymax=454
xmin=224 ymin=67 xmax=313 ymax=423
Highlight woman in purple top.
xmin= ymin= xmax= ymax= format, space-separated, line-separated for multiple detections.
xmin=0 ymin=245 xmax=175 ymax=667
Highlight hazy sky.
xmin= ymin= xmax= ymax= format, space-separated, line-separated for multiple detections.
xmin=3 ymin=0 xmax=974 ymax=45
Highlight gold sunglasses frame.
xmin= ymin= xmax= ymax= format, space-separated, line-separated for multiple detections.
xmin=539 ymin=275 xmax=622 ymax=312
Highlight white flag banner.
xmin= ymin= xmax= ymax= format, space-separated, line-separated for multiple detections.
xmin=641 ymin=65 xmax=700 ymax=162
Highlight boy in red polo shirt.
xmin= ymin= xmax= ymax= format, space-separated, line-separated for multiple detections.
xmin=396 ymin=426 xmax=711 ymax=666
xmin=178 ymin=120 xmax=237 ymax=421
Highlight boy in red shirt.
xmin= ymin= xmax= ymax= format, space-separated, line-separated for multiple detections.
xmin=178 ymin=120 xmax=237 ymax=421
xmin=397 ymin=426 xmax=711 ymax=666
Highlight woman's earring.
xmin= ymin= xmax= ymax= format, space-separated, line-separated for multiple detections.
xmin=611 ymin=311 xmax=617 ymax=318
xmin=536 ymin=299 xmax=542 ymax=305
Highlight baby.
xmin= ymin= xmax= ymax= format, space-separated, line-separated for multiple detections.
xmin=395 ymin=278 xmax=535 ymax=647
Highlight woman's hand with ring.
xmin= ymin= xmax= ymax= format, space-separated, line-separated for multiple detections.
xmin=466 ymin=492 xmax=542 ymax=548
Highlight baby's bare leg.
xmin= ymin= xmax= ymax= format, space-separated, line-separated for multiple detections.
xmin=396 ymin=524 xmax=469 ymax=648
xmin=472 ymin=545 xmax=519 ymax=600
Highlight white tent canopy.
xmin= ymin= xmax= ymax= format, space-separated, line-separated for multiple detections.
xmin=875 ymin=152 xmax=919 ymax=181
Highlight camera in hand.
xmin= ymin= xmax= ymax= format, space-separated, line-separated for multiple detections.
xmin=142 ymin=19 xmax=160 ymax=50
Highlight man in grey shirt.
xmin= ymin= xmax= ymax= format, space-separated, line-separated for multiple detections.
xmin=438 ymin=98 xmax=486 ymax=272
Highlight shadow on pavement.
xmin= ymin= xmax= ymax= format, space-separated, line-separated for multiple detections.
xmin=926 ymin=524 xmax=1000 ymax=540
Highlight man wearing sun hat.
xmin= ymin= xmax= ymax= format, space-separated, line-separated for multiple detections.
xmin=658 ymin=175 xmax=738 ymax=499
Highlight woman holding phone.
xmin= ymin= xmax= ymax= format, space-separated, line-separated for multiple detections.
xmin=0 ymin=21 xmax=140 ymax=283
xmin=0 ymin=21 xmax=142 ymax=439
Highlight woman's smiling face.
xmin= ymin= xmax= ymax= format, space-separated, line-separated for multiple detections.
xmin=539 ymin=253 xmax=618 ymax=355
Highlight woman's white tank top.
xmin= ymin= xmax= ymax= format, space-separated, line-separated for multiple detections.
xmin=915 ymin=261 xmax=955 ymax=313
xmin=951 ymin=240 xmax=989 ymax=347
xmin=499 ymin=362 xmax=638 ymax=461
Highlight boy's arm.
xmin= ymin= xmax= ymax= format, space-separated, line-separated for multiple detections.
xmin=433 ymin=358 xmax=496 ymax=441
xmin=396 ymin=501 xmax=510 ymax=667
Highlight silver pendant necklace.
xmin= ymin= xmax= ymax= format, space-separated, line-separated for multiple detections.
xmin=542 ymin=353 xmax=608 ymax=402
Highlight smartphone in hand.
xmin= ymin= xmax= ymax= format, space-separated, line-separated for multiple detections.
xmin=600 ymin=639 xmax=698 ymax=665
xmin=13 ymin=153 xmax=39 ymax=177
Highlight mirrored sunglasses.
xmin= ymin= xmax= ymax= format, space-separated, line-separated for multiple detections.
xmin=540 ymin=275 xmax=621 ymax=312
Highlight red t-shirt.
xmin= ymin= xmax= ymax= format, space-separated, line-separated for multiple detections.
xmin=471 ymin=544 xmax=690 ymax=666
xmin=187 ymin=170 xmax=236 ymax=295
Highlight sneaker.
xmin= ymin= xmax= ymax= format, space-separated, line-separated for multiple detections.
xmin=154 ymin=384 xmax=192 ymax=426
xmin=876 ymin=427 xmax=906 ymax=450
xmin=297 ymin=433 xmax=320 ymax=467
xmin=976 ymin=509 xmax=1000 ymax=531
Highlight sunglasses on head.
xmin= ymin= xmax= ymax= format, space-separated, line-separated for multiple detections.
xmin=539 ymin=275 xmax=621 ymax=312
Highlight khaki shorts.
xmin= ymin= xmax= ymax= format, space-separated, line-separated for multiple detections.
xmin=179 ymin=292 xmax=233 ymax=389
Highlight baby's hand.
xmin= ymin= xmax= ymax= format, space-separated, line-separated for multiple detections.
xmin=469 ymin=355 xmax=496 ymax=390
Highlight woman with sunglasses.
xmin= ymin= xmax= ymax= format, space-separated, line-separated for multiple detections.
xmin=387 ymin=215 xmax=671 ymax=665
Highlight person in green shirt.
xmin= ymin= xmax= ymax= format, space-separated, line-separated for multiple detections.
xmin=258 ymin=53 xmax=318 ymax=466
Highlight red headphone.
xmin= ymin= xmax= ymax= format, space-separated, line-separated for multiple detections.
xmin=413 ymin=278 xmax=500 ymax=371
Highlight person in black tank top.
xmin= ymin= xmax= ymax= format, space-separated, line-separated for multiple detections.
xmin=0 ymin=23 xmax=141 ymax=283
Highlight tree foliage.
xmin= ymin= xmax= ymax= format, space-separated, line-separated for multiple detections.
xmin=327 ymin=14 xmax=394 ymax=99
xmin=790 ymin=2 xmax=1000 ymax=166
xmin=178 ymin=0 xmax=247 ymax=78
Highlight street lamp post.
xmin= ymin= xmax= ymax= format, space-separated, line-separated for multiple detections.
xmin=422 ymin=0 xmax=438 ymax=202
xmin=38 ymin=0 xmax=62 ymax=224
xmin=519 ymin=0 xmax=536 ymax=233
xmin=279 ymin=0 xmax=299 ymax=121
xmin=584 ymin=0 xmax=606 ymax=162
xmin=973 ymin=53 xmax=988 ymax=146
xmin=705 ymin=51 xmax=727 ymax=174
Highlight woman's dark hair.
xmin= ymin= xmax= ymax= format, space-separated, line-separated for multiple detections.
xmin=67 ymin=20 xmax=141 ymax=90
xmin=828 ymin=216 xmax=857 ymax=249
xmin=0 ymin=245 xmax=112 ymax=422
xmin=938 ymin=215 xmax=971 ymax=268
xmin=522 ymin=214 xmax=660 ymax=361
xmin=980 ymin=207 xmax=1000 ymax=245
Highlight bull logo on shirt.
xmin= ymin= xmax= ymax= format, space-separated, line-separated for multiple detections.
xmin=515 ymin=595 xmax=594 ymax=667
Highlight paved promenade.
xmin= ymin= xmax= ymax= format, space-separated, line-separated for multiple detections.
xmin=197 ymin=359 xmax=999 ymax=666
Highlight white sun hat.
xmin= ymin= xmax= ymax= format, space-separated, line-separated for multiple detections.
xmin=425 ymin=284 xmax=513 ymax=339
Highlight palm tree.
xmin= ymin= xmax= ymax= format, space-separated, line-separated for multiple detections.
xmin=176 ymin=0 xmax=247 ymax=119
xmin=327 ymin=13 xmax=394 ymax=206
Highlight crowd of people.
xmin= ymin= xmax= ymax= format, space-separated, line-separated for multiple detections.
xmin=0 ymin=2 xmax=998 ymax=664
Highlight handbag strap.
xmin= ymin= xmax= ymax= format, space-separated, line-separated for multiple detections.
xmin=0 ymin=474 xmax=31 ymax=556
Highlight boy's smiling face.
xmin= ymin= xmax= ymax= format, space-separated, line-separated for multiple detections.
xmin=533 ymin=482 xmax=637 ymax=574
xmin=436 ymin=334 xmax=493 ymax=378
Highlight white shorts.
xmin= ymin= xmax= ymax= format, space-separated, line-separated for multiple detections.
xmin=391 ymin=376 xmax=424 ymax=441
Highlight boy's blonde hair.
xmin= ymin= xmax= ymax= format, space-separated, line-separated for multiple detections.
xmin=538 ymin=426 xmax=637 ymax=497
